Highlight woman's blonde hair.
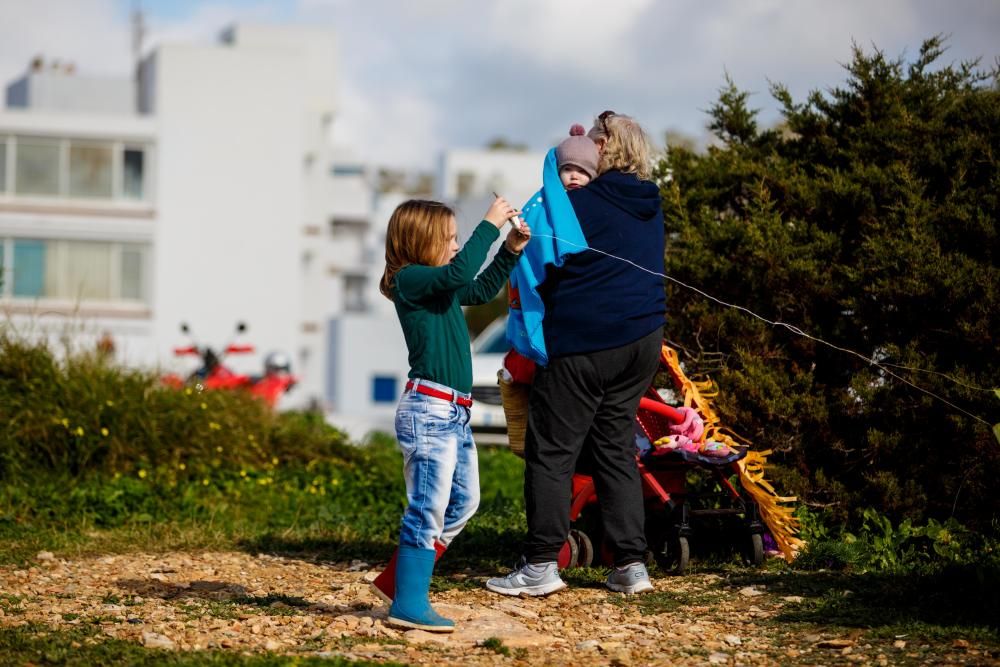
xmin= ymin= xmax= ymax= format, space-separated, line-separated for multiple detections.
xmin=587 ymin=112 xmax=653 ymax=181
xmin=380 ymin=199 xmax=455 ymax=300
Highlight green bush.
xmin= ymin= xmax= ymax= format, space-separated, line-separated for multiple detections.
xmin=660 ymin=37 xmax=1000 ymax=530
xmin=0 ymin=330 xmax=354 ymax=479
xmin=794 ymin=506 xmax=999 ymax=575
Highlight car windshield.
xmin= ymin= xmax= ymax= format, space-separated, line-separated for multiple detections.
xmin=472 ymin=318 xmax=510 ymax=355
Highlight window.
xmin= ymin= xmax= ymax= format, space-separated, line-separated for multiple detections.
xmin=69 ymin=143 xmax=113 ymax=198
xmin=120 ymin=247 xmax=145 ymax=300
xmin=372 ymin=375 xmax=398 ymax=403
xmin=344 ymin=275 xmax=367 ymax=313
xmin=0 ymin=140 xmax=7 ymax=193
xmin=6 ymin=137 xmax=148 ymax=202
xmin=474 ymin=322 xmax=512 ymax=354
xmin=12 ymin=239 xmax=47 ymax=297
xmin=61 ymin=241 xmax=112 ymax=300
xmin=331 ymin=164 xmax=364 ymax=177
xmin=2 ymin=238 xmax=149 ymax=303
xmin=123 ymin=148 xmax=144 ymax=199
xmin=15 ymin=137 xmax=60 ymax=196
xmin=330 ymin=217 xmax=368 ymax=236
xmin=456 ymin=171 xmax=476 ymax=197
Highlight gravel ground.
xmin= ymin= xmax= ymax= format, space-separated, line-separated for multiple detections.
xmin=1 ymin=551 xmax=995 ymax=666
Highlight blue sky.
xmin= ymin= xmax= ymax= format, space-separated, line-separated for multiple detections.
xmin=2 ymin=0 xmax=999 ymax=169
xmin=112 ymin=0 xmax=296 ymax=22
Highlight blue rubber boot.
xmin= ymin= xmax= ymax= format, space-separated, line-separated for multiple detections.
xmin=387 ymin=546 xmax=455 ymax=633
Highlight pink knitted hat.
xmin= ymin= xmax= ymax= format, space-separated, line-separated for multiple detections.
xmin=556 ymin=124 xmax=599 ymax=178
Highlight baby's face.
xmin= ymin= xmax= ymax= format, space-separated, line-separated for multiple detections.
xmin=559 ymin=164 xmax=591 ymax=190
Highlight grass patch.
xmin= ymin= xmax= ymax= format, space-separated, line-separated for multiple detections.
xmin=325 ymin=635 xmax=407 ymax=650
xmin=230 ymin=594 xmax=309 ymax=611
xmin=608 ymin=588 xmax=727 ymax=615
xmin=177 ymin=601 xmax=241 ymax=621
xmin=729 ymin=566 xmax=1000 ymax=644
xmin=430 ymin=575 xmax=481 ymax=593
xmin=0 ymin=435 xmax=528 ymax=572
xmin=0 ymin=594 xmax=25 ymax=615
xmin=0 ymin=624 xmax=396 ymax=666
xmin=175 ymin=595 xmax=310 ymax=621
xmin=560 ymin=567 xmax=609 ymax=588
xmin=481 ymin=636 xmax=509 ymax=656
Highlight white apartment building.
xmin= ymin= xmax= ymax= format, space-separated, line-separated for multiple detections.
xmin=0 ymin=24 xmax=409 ymax=416
xmin=0 ymin=24 xmax=557 ymax=435
xmin=437 ymin=147 xmax=546 ymax=244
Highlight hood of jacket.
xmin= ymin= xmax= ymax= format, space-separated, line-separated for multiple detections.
xmin=584 ymin=169 xmax=661 ymax=221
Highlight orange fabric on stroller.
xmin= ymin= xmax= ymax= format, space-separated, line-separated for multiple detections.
xmin=503 ymin=344 xmax=804 ymax=572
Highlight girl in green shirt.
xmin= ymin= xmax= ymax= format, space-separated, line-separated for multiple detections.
xmin=373 ymin=198 xmax=530 ymax=632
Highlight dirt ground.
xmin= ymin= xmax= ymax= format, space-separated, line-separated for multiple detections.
xmin=1 ymin=551 xmax=995 ymax=666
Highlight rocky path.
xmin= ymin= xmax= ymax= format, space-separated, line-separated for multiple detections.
xmin=0 ymin=551 xmax=994 ymax=666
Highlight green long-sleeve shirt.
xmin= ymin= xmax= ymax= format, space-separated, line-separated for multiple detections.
xmin=393 ymin=221 xmax=519 ymax=394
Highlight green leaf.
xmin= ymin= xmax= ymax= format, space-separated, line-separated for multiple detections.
xmin=994 ymin=423 xmax=1000 ymax=446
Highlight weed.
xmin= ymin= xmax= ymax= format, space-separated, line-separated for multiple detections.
xmin=482 ymin=636 xmax=510 ymax=656
xmin=0 ymin=594 xmax=24 ymax=615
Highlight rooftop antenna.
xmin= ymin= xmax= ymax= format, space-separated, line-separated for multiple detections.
xmin=131 ymin=1 xmax=146 ymax=72
xmin=131 ymin=0 xmax=146 ymax=111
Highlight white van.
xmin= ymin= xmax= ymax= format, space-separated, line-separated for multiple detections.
xmin=469 ymin=316 xmax=510 ymax=445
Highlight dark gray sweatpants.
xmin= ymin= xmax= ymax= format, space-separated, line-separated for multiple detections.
xmin=523 ymin=326 xmax=663 ymax=566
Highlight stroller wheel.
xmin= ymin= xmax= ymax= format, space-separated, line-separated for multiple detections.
xmin=558 ymin=533 xmax=580 ymax=570
xmin=746 ymin=532 xmax=764 ymax=567
xmin=570 ymin=529 xmax=594 ymax=568
xmin=662 ymin=536 xmax=690 ymax=575
xmin=676 ymin=536 xmax=690 ymax=574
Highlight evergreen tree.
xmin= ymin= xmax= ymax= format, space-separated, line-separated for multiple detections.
xmin=659 ymin=37 xmax=1000 ymax=529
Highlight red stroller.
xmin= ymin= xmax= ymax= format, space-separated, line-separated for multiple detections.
xmin=551 ymin=344 xmax=803 ymax=573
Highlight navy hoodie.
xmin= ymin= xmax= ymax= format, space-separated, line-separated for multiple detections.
xmin=540 ymin=170 xmax=666 ymax=358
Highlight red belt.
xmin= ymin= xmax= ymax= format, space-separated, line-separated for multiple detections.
xmin=405 ymin=380 xmax=473 ymax=408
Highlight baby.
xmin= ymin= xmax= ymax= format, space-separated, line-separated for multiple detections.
xmin=555 ymin=124 xmax=599 ymax=190
xmin=500 ymin=124 xmax=600 ymax=409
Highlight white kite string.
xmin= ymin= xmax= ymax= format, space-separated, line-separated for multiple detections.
xmin=532 ymin=233 xmax=991 ymax=426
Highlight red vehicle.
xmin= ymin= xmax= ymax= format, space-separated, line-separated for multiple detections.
xmin=162 ymin=322 xmax=296 ymax=408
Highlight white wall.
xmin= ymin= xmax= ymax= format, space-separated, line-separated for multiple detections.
xmin=437 ymin=148 xmax=546 ymax=204
xmin=326 ymin=312 xmax=408 ymax=419
xmin=437 ymin=147 xmax=546 ymax=260
xmin=151 ymin=43 xmax=304 ymax=383
xmin=6 ymin=71 xmax=135 ymax=115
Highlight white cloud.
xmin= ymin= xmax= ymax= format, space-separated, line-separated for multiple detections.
xmin=332 ymin=78 xmax=440 ymax=168
xmin=488 ymin=0 xmax=655 ymax=78
xmin=0 ymin=0 xmax=128 ymax=85
xmin=3 ymin=0 xmax=998 ymax=170
xmin=141 ymin=2 xmax=283 ymax=55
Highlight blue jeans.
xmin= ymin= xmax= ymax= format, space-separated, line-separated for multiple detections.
xmin=395 ymin=379 xmax=480 ymax=550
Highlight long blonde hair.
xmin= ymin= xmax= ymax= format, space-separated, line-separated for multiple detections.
xmin=587 ymin=112 xmax=653 ymax=181
xmin=380 ymin=199 xmax=455 ymax=300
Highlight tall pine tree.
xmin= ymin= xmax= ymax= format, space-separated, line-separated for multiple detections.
xmin=659 ymin=37 xmax=1000 ymax=529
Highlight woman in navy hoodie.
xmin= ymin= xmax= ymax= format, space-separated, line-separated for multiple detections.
xmin=488 ymin=112 xmax=666 ymax=597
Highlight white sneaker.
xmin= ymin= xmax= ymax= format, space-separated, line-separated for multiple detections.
xmin=606 ymin=561 xmax=654 ymax=594
xmin=486 ymin=559 xmax=566 ymax=597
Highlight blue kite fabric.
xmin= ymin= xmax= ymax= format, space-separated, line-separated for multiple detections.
xmin=506 ymin=148 xmax=589 ymax=366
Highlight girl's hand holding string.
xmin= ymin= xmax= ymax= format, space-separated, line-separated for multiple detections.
xmin=504 ymin=221 xmax=531 ymax=254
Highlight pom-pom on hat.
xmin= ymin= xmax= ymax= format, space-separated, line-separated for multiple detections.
xmin=556 ymin=123 xmax=599 ymax=178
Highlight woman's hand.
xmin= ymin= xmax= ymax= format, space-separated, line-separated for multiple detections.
xmin=505 ymin=222 xmax=532 ymax=254
xmin=484 ymin=196 xmax=520 ymax=229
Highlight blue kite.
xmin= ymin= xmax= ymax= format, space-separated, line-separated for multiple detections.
xmin=505 ymin=148 xmax=589 ymax=366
